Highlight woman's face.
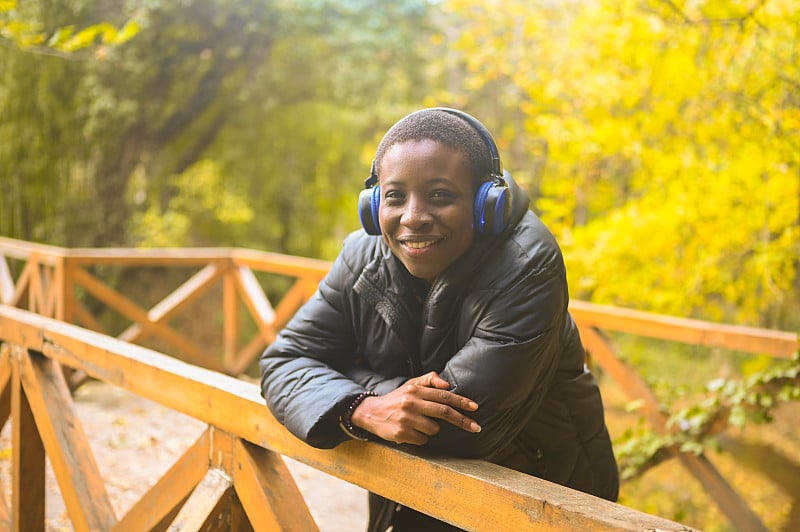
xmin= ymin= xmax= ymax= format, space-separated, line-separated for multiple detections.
xmin=378 ymin=139 xmax=476 ymax=283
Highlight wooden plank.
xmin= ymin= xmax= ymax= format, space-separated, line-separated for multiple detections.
xmin=579 ymin=326 xmax=667 ymax=431
xmin=40 ymin=263 xmax=56 ymax=318
xmin=8 ymin=260 xmax=31 ymax=308
xmin=233 ymin=437 xmax=318 ymax=532
xmin=27 ymin=255 xmax=44 ymax=315
xmin=0 ymin=237 xmax=65 ymax=262
xmin=234 ymin=266 xmax=275 ymax=334
xmin=678 ymin=452 xmax=768 ymax=532
xmin=114 ymin=429 xmax=212 ymax=531
xmin=272 ymin=278 xmax=311 ymax=331
xmin=11 ymin=347 xmax=45 ymax=532
xmin=0 ymin=308 xmax=695 ymax=532
xmin=570 ymin=300 xmax=798 ymax=358
xmin=72 ymin=266 xmax=225 ymax=372
xmin=18 ymin=350 xmax=117 ymax=531
xmin=579 ymin=326 xmax=769 ymax=531
xmin=0 ymin=256 xmax=15 ymax=305
xmin=231 ymin=248 xmax=330 ymax=279
xmin=223 ymin=269 xmax=239 ymax=370
xmin=167 ymin=468 xmax=232 ymax=531
xmin=65 ymin=247 xmax=231 ymax=266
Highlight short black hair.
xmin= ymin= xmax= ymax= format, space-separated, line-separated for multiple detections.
xmin=373 ymin=109 xmax=493 ymax=187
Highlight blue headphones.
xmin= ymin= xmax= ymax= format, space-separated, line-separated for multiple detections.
xmin=358 ymin=107 xmax=511 ymax=236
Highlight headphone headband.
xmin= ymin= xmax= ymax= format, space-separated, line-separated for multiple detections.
xmin=365 ymin=107 xmax=504 ymax=188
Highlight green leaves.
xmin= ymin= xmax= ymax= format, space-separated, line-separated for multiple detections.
xmin=616 ymin=354 xmax=800 ymax=479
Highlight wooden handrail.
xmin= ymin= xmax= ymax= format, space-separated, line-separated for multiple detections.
xmin=0 ymin=306 xmax=694 ymax=531
xmin=569 ymin=300 xmax=798 ymax=358
xmin=1 ymin=236 xmax=797 ymax=531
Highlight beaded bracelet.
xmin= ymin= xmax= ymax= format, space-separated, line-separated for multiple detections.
xmin=338 ymin=391 xmax=377 ymax=441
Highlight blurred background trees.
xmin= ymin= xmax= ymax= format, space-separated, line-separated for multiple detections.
xmin=3 ymin=0 xmax=795 ymax=331
xmin=1 ymin=1 xmax=798 ymax=527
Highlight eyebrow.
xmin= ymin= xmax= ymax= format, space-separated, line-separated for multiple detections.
xmin=381 ymin=176 xmax=455 ymax=187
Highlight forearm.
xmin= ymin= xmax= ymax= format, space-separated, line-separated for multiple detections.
xmin=342 ymin=366 xmax=408 ymax=395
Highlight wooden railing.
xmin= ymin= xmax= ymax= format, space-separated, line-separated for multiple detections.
xmin=0 ymin=306 xmax=695 ymax=531
xmin=1 ymin=237 xmax=798 ymax=531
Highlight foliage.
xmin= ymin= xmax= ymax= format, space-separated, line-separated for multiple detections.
xmin=615 ymin=353 xmax=800 ymax=480
xmin=0 ymin=0 xmax=139 ymax=54
xmin=436 ymin=0 xmax=799 ymax=330
xmin=0 ymin=0 xmax=435 ymax=257
xmin=1 ymin=1 xmax=797 ymax=528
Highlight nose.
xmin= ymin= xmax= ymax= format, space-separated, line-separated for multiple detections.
xmin=400 ymin=196 xmax=432 ymax=228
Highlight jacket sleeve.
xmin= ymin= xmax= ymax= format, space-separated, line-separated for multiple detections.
xmin=430 ymin=263 xmax=570 ymax=459
xmin=258 ymin=250 xmax=367 ymax=449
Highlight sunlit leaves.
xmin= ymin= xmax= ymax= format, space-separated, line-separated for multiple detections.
xmin=1 ymin=1 xmax=139 ymax=55
xmin=441 ymin=0 xmax=798 ymax=329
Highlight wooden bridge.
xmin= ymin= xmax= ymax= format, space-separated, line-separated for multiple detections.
xmin=1 ymin=237 xmax=797 ymax=531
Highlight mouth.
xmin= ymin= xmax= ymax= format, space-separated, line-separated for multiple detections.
xmin=399 ymin=238 xmax=442 ymax=250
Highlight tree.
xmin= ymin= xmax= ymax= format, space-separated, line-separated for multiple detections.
xmin=435 ymin=0 xmax=799 ymax=330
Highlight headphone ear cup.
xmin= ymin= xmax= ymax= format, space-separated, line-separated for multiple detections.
xmin=358 ymin=186 xmax=382 ymax=235
xmin=474 ymin=181 xmax=511 ymax=235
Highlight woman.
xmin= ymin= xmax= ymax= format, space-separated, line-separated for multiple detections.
xmin=259 ymin=108 xmax=619 ymax=531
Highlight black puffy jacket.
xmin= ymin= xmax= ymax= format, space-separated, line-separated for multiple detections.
xmin=259 ymin=175 xmax=619 ymax=502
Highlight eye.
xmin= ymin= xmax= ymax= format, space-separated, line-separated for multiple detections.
xmin=429 ymin=189 xmax=455 ymax=203
xmin=383 ymin=189 xmax=405 ymax=205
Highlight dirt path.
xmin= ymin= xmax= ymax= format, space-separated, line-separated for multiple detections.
xmin=0 ymin=380 xmax=367 ymax=531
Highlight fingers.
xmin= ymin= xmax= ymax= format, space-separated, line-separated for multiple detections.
xmin=409 ymin=371 xmax=451 ymax=390
xmin=354 ymin=377 xmax=482 ymax=445
xmin=404 ymin=385 xmax=481 ymax=433
xmin=423 ymin=399 xmax=481 ymax=433
xmin=418 ymin=385 xmax=478 ymax=412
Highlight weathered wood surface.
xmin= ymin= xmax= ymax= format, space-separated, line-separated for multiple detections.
xmin=0 ymin=306 xmax=696 ymax=531
xmin=2 ymin=236 xmax=797 ymax=531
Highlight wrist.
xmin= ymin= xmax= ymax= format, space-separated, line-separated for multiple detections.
xmin=339 ymin=391 xmax=376 ymax=441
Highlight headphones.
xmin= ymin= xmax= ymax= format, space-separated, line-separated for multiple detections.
xmin=358 ymin=107 xmax=511 ymax=236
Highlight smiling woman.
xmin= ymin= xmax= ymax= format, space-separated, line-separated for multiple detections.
xmin=259 ymin=108 xmax=619 ymax=532
xmin=378 ymin=140 xmax=476 ymax=283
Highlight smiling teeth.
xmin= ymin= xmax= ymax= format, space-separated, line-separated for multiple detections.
xmin=404 ymin=240 xmax=436 ymax=249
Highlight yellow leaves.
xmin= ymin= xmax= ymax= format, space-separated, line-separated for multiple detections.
xmin=1 ymin=2 xmax=140 ymax=55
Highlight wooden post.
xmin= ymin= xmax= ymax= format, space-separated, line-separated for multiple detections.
xmin=11 ymin=346 xmax=45 ymax=532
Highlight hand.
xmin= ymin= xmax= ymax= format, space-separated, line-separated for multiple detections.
xmin=350 ymin=371 xmax=481 ymax=445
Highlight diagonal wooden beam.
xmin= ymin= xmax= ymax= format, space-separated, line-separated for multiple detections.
xmin=72 ymin=266 xmax=224 ymax=372
xmin=11 ymin=345 xmax=45 ymax=532
xmin=578 ymin=325 xmax=666 ymax=430
xmin=228 ymin=278 xmax=315 ymax=376
xmin=233 ymin=437 xmax=318 ymax=532
xmin=579 ymin=325 xmax=769 ymax=532
xmin=233 ymin=265 xmax=276 ymax=343
xmin=119 ymin=263 xmax=222 ymax=343
xmin=8 ymin=261 xmax=31 ymax=309
xmin=17 ymin=350 xmax=117 ymax=531
xmin=114 ymin=428 xmax=212 ymax=531
xmin=167 ymin=468 xmax=233 ymax=531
